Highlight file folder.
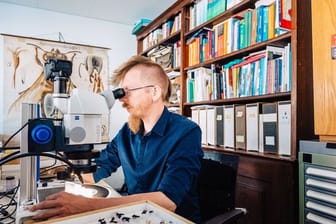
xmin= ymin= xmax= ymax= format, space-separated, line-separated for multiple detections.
xmin=207 ymin=105 xmax=216 ymax=145
xmin=278 ymin=101 xmax=291 ymax=156
xmin=199 ymin=106 xmax=207 ymax=145
xmin=246 ymin=103 xmax=260 ymax=151
xmin=215 ymin=106 xmax=224 ymax=146
xmin=235 ymin=104 xmax=246 ymax=150
xmin=224 ymin=104 xmax=235 ymax=149
xmin=261 ymin=102 xmax=278 ymax=154
xmin=191 ymin=106 xmax=200 ymax=125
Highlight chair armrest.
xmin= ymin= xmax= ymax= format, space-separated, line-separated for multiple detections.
xmin=203 ymin=208 xmax=246 ymax=224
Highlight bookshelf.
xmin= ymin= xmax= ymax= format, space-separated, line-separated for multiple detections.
xmin=136 ymin=0 xmax=314 ymax=223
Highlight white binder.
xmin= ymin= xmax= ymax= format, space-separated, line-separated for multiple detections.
xmin=199 ymin=106 xmax=207 ymax=145
xmin=278 ymin=101 xmax=291 ymax=156
xmin=191 ymin=106 xmax=200 ymax=125
xmin=246 ymin=103 xmax=260 ymax=151
xmin=260 ymin=103 xmax=277 ymax=154
xmin=224 ymin=104 xmax=235 ymax=149
xmin=207 ymin=106 xmax=216 ymax=146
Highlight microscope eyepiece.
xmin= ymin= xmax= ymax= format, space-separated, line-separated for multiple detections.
xmin=112 ymin=88 xmax=126 ymax=99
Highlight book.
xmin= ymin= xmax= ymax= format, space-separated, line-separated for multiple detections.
xmin=233 ymin=18 xmax=241 ymax=51
xmin=262 ymin=5 xmax=269 ymax=41
xmin=214 ymin=22 xmax=225 ymax=57
xmin=230 ymin=52 xmax=266 ymax=97
xmin=132 ymin=18 xmax=152 ymax=35
xmin=251 ymin=8 xmax=257 ymax=45
xmin=244 ymin=9 xmax=253 ymax=47
xmin=268 ymin=2 xmax=276 ymax=39
xmin=279 ymin=0 xmax=292 ymax=29
xmin=186 ymin=28 xmax=214 ymax=66
xmin=227 ymin=0 xmax=242 ymax=10
xmin=256 ymin=5 xmax=265 ymax=43
xmin=207 ymin=0 xmax=216 ymax=20
xmin=186 ymin=36 xmax=200 ymax=66
xmin=211 ymin=64 xmax=224 ymax=100
xmin=255 ymin=0 xmax=276 ymax=8
xmin=193 ymin=67 xmax=212 ymax=102
xmin=186 ymin=70 xmax=196 ymax=102
xmin=259 ymin=56 xmax=266 ymax=94
xmin=169 ymin=75 xmax=181 ymax=104
xmin=264 ymin=45 xmax=285 ymax=94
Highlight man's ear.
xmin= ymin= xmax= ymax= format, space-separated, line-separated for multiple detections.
xmin=152 ymin=86 xmax=162 ymax=101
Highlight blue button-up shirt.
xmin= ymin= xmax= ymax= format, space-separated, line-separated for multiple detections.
xmin=93 ymin=107 xmax=203 ymax=222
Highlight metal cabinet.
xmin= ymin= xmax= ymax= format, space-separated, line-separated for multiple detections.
xmin=299 ymin=140 xmax=336 ymax=223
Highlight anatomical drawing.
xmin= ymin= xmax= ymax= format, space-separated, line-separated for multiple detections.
xmin=1 ymin=34 xmax=110 ymax=145
xmin=8 ymin=43 xmax=80 ymax=116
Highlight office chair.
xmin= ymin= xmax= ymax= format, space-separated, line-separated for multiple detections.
xmin=199 ymin=151 xmax=247 ymax=224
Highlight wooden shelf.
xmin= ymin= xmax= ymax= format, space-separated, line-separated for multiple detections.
xmin=140 ymin=30 xmax=181 ymax=56
xmin=184 ymin=32 xmax=291 ymax=70
xmin=135 ymin=1 xmax=315 ymax=223
xmin=202 ymin=145 xmax=296 ymax=161
xmin=185 ymin=0 xmax=258 ymax=36
xmin=183 ymin=92 xmax=291 ymax=106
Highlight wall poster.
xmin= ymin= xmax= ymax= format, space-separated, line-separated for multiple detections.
xmin=0 ymin=33 xmax=110 ymax=147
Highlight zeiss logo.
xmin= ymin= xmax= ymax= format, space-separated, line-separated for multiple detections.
xmin=75 ymin=115 xmax=80 ymax=120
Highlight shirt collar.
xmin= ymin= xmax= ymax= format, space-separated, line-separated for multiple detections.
xmin=149 ymin=106 xmax=169 ymax=137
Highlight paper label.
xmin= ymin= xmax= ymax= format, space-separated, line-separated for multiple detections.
xmin=331 ymin=34 xmax=336 ymax=59
xmin=236 ymin=135 xmax=244 ymax=143
xmin=265 ymin=136 xmax=275 ymax=146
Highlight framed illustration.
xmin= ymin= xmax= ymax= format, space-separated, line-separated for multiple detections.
xmin=0 ymin=33 xmax=111 ymax=146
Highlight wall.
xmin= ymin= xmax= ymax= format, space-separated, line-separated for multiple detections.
xmin=0 ymin=2 xmax=134 ymax=138
xmin=0 ymin=3 xmax=135 ymax=188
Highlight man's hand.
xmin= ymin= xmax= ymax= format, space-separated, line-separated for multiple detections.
xmin=29 ymin=190 xmax=176 ymax=221
xmin=29 ymin=192 xmax=94 ymax=220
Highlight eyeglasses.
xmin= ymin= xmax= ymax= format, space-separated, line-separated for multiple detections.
xmin=124 ymin=85 xmax=155 ymax=96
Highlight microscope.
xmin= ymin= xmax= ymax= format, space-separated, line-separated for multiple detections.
xmin=15 ymin=58 xmax=125 ymax=223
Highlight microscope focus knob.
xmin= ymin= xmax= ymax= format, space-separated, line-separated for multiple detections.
xmin=31 ymin=124 xmax=53 ymax=144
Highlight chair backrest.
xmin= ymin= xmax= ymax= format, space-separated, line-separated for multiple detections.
xmin=198 ymin=151 xmax=239 ymax=222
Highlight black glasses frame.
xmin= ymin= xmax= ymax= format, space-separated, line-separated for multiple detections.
xmin=124 ymin=85 xmax=155 ymax=95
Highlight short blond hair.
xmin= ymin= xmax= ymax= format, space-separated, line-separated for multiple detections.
xmin=111 ymin=55 xmax=171 ymax=102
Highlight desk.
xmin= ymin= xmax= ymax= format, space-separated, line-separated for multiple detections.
xmin=0 ymin=180 xmax=120 ymax=224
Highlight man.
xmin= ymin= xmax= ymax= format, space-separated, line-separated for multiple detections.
xmin=30 ymin=55 xmax=203 ymax=222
